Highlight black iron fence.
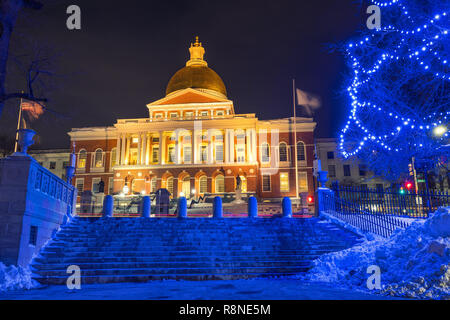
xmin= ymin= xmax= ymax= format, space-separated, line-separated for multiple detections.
xmin=331 ymin=184 xmax=449 ymax=219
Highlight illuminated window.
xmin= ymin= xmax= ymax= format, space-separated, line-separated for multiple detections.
xmin=129 ymin=149 xmax=138 ymax=165
xmin=110 ymin=148 xmax=117 ymax=167
xmin=215 ymin=174 xmax=225 ymax=193
xmin=78 ymin=150 xmax=87 ymax=168
xmin=297 ymin=142 xmax=306 ymax=161
xmin=94 ymin=149 xmax=104 ymax=168
xmin=279 ymin=142 xmax=288 ymax=162
xmin=166 ymin=177 xmax=174 ymax=195
xmin=236 ymin=132 xmax=246 ymax=162
xmin=215 ymin=143 xmax=223 ymax=162
xmin=151 ymin=177 xmax=157 ymax=193
xmin=298 ymin=172 xmax=308 ymax=192
xmin=199 ymin=176 xmax=207 ymax=194
xmin=216 ymin=110 xmax=224 ymax=116
xmin=261 ymin=143 xmax=270 ymax=163
xmin=183 ymin=145 xmax=192 ymax=163
xmin=200 ymin=111 xmax=208 ymax=117
xmin=170 ymin=112 xmax=178 ymax=118
xmin=152 ymin=146 xmax=159 ymax=163
xmin=280 ymin=172 xmax=289 ymax=192
xmin=185 ymin=111 xmax=194 ymax=119
xmin=154 ymin=113 xmax=163 ymax=119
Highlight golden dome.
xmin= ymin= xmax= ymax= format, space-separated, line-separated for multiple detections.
xmin=166 ymin=37 xmax=227 ymax=97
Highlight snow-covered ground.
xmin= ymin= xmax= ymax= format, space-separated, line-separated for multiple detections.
xmin=305 ymin=207 xmax=450 ymax=299
xmin=0 ymin=263 xmax=37 ymax=292
xmin=0 ymin=278 xmax=399 ymax=300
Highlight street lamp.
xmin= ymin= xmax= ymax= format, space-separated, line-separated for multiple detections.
xmin=433 ymin=125 xmax=447 ymax=137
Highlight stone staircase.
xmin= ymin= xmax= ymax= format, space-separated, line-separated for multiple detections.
xmin=31 ymin=217 xmax=362 ymax=284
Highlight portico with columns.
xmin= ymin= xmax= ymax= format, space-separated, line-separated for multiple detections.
xmin=68 ymin=37 xmax=316 ymax=202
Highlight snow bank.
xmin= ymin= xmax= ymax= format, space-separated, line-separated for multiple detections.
xmin=0 ymin=263 xmax=37 ymax=292
xmin=305 ymin=207 xmax=450 ymax=299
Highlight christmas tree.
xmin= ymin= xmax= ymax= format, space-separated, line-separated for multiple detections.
xmin=339 ymin=0 xmax=449 ymax=180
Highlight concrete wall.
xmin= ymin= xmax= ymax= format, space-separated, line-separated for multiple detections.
xmin=0 ymin=154 xmax=77 ymax=267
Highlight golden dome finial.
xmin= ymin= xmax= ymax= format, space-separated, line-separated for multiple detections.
xmin=187 ymin=36 xmax=207 ymax=67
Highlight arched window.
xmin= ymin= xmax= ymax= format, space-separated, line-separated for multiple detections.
xmin=261 ymin=143 xmax=270 ymax=163
xmin=279 ymin=142 xmax=288 ymax=162
xmin=215 ymin=174 xmax=225 ymax=193
xmin=166 ymin=176 xmax=174 ymax=195
xmin=94 ymin=149 xmax=104 ymax=168
xmin=297 ymin=142 xmax=306 ymax=161
xmin=110 ymin=148 xmax=117 ymax=167
xmin=150 ymin=177 xmax=157 ymax=193
xmin=78 ymin=149 xmax=87 ymax=168
xmin=199 ymin=175 xmax=208 ymax=194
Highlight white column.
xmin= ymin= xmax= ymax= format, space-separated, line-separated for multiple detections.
xmin=145 ymin=133 xmax=150 ymax=165
xmin=226 ymin=129 xmax=234 ymax=163
xmin=193 ymin=121 xmax=202 ymax=164
xmin=141 ymin=133 xmax=147 ymax=165
xmin=159 ymin=131 xmax=163 ymax=164
xmin=120 ymin=134 xmax=126 ymax=165
xmin=125 ymin=136 xmax=131 ymax=165
xmin=175 ymin=130 xmax=181 ymax=164
xmin=137 ymin=133 xmax=142 ymax=165
xmin=247 ymin=128 xmax=257 ymax=162
xmin=116 ymin=134 xmax=121 ymax=165
xmin=208 ymin=129 xmax=214 ymax=164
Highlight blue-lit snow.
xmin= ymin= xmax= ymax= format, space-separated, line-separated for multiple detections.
xmin=303 ymin=207 xmax=450 ymax=299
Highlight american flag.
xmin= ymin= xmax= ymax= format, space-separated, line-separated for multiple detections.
xmin=21 ymin=99 xmax=44 ymax=120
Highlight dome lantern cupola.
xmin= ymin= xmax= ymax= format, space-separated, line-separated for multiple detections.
xmin=166 ymin=37 xmax=227 ymax=98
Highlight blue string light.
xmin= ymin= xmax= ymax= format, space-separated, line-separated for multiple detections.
xmin=339 ymin=1 xmax=449 ymax=159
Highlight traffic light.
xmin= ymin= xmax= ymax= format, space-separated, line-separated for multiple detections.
xmin=307 ymin=195 xmax=314 ymax=204
xmin=405 ymin=181 xmax=413 ymax=191
xmin=408 ymin=163 xmax=414 ymax=176
xmin=399 ymin=187 xmax=406 ymax=195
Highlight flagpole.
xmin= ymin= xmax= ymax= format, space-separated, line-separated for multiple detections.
xmin=14 ymin=97 xmax=23 ymax=153
xmin=293 ymin=79 xmax=299 ymax=206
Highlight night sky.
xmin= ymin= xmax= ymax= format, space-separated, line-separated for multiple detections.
xmin=0 ymin=0 xmax=367 ymax=149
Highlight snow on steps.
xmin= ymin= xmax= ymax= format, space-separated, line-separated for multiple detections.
xmin=31 ymin=216 xmax=362 ymax=284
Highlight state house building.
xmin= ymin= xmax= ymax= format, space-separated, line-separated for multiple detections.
xmin=68 ymin=38 xmax=316 ymax=202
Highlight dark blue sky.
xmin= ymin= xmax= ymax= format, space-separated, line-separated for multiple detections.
xmin=1 ymin=0 xmax=367 ymax=149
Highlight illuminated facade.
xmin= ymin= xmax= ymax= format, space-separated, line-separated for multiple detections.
xmin=69 ymin=37 xmax=316 ymax=202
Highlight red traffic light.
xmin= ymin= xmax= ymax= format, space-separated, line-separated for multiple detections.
xmin=405 ymin=181 xmax=413 ymax=190
xmin=307 ymin=195 xmax=314 ymax=204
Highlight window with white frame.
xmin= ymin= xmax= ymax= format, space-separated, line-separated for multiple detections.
xmin=216 ymin=110 xmax=224 ymax=116
xmin=236 ymin=132 xmax=246 ymax=162
xmin=93 ymin=149 xmax=104 ymax=168
xmin=92 ymin=178 xmax=101 ymax=193
xmin=279 ymin=142 xmax=288 ymax=162
xmin=108 ymin=177 xmax=114 ymax=195
xmin=199 ymin=175 xmax=207 ymax=194
xmin=166 ymin=177 xmax=174 ymax=195
xmin=110 ymin=148 xmax=117 ymax=167
xmin=170 ymin=112 xmax=178 ymax=119
xmin=152 ymin=146 xmax=159 ymax=163
xmin=215 ymin=175 xmax=225 ymax=193
xmin=183 ymin=145 xmax=192 ymax=163
xmin=75 ymin=178 xmax=84 ymax=193
xmin=280 ymin=172 xmax=290 ymax=192
xmin=261 ymin=143 xmax=270 ymax=163
xmin=168 ymin=145 xmax=175 ymax=163
xmin=151 ymin=177 xmax=157 ymax=193
xmin=184 ymin=111 xmax=194 ymax=119
xmin=297 ymin=142 xmax=306 ymax=161
xmin=215 ymin=143 xmax=223 ymax=162
xmin=298 ymin=172 xmax=308 ymax=192
xmin=200 ymin=111 xmax=208 ymax=117
xmin=78 ymin=150 xmax=87 ymax=168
